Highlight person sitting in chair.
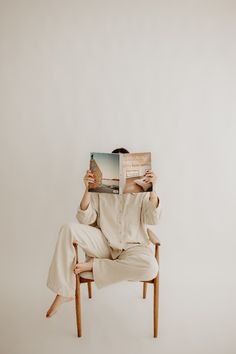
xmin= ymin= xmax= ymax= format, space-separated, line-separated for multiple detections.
xmin=46 ymin=147 xmax=161 ymax=317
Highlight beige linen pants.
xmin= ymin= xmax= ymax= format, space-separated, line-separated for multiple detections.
xmin=47 ymin=222 xmax=159 ymax=297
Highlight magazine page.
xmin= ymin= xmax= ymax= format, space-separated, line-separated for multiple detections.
xmin=88 ymin=152 xmax=120 ymax=194
xmin=121 ymin=152 xmax=153 ymax=194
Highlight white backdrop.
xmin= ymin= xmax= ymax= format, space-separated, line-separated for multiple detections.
xmin=0 ymin=1 xmax=236 ymax=354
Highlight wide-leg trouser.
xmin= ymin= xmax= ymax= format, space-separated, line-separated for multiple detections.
xmin=46 ymin=222 xmax=159 ymax=297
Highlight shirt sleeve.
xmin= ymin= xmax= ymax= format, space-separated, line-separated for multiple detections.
xmin=76 ymin=193 xmax=98 ymax=225
xmin=141 ymin=192 xmax=162 ymax=225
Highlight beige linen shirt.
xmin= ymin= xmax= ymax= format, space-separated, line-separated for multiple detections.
xmin=76 ymin=192 xmax=161 ymax=258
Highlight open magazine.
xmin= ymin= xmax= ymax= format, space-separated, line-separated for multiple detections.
xmin=88 ymin=152 xmax=153 ymax=194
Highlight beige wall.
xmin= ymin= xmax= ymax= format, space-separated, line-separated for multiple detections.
xmin=0 ymin=1 xmax=236 ymax=353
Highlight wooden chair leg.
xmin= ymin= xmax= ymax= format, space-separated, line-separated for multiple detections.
xmin=87 ymin=282 xmax=92 ymax=298
xmin=153 ymin=239 xmax=160 ymax=338
xmin=143 ymin=282 xmax=147 ymax=299
xmin=74 ymin=243 xmax=82 ymax=337
xmin=153 ymin=275 xmax=159 ymax=338
xmin=75 ymin=273 xmax=82 ymax=337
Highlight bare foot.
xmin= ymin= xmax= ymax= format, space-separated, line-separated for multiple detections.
xmin=46 ymin=294 xmax=73 ymax=318
xmin=74 ymin=258 xmax=94 ymax=274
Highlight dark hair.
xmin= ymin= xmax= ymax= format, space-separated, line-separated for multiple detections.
xmin=111 ymin=147 xmax=129 ymax=154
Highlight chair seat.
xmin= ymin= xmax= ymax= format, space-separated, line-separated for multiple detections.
xmin=79 ymin=271 xmax=153 ymax=283
xmin=80 ymin=271 xmax=94 ymax=280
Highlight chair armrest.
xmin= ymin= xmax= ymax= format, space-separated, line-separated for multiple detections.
xmin=147 ymin=228 xmax=161 ymax=246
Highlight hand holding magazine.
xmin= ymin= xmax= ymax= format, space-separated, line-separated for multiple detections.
xmin=88 ymin=152 xmax=153 ymax=194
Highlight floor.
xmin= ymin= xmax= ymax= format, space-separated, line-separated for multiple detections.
xmin=1 ymin=271 xmax=235 ymax=354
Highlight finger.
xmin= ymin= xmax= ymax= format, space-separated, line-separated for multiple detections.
xmin=88 ymin=179 xmax=95 ymax=183
xmin=85 ymin=177 xmax=95 ymax=182
xmin=144 ymin=171 xmax=153 ymax=176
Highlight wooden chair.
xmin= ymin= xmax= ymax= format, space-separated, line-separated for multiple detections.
xmin=73 ymin=228 xmax=160 ymax=338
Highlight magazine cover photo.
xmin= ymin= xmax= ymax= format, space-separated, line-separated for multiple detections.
xmin=88 ymin=152 xmax=120 ymax=193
